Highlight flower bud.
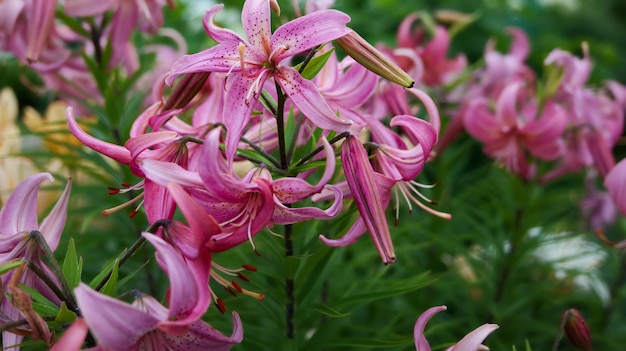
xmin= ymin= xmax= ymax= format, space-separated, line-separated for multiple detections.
xmin=562 ymin=309 xmax=593 ymax=351
xmin=335 ymin=30 xmax=414 ymax=88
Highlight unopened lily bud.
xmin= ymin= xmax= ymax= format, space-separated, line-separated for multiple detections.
xmin=562 ymin=309 xmax=593 ymax=351
xmin=336 ymin=30 xmax=414 ymax=88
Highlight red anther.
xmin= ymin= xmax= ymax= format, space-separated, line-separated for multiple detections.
xmin=242 ymin=264 xmax=257 ymax=272
xmin=215 ymin=298 xmax=227 ymax=314
xmin=121 ymin=183 xmax=132 ymax=188
xmin=231 ymin=280 xmax=243 ymax=293
xmin=107 ymin=187 xmax=120 ymax=195
xmin=224 ymin=286 xmax=237 ymax=297
xmin=237 ymin=272 xmax=250 ymax=282
xmin=129 ymin=209 xmax=138 ymax=218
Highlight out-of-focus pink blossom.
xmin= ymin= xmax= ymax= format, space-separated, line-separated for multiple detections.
xmin=464 ymin=82 xmax=567 ymax=179
xmin=395 ymin=13 xmax=467 ymax=87
xmin=414 ymin=306 xmax=498 ymax=351
xmin=0 ymin=173 xmax=71 ymax=349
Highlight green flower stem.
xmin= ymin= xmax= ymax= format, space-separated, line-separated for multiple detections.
xmin=296 ymin=131 xmax=350 ymax=167
xmin=25 ymin=259 xmax=72 ymax=310
xmin=29 ymin=231 xmax=79 ymax=314
xmin=94 ymin=219 xmax=169 ymax=292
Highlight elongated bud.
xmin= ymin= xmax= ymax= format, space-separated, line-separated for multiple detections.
xmin=336 ymin=30 xmax=415 ymax=88
xmin=562 ymin=309 xmax=593 ymax=351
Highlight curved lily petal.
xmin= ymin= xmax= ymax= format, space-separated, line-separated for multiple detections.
xmin=66 ymin=107 xmax=131 ymax=164
xmin=448 ymin=324 xmax=499 ymax=351
xmin=75 ymin=283 xmax=160 ymax=350
xmin=39 ymin=178 xmax=72 ymax=251
xmin=414 ymin=305 xmax=447 ymax=351
xmin=0 ymin=173 xmax=53 ymax=234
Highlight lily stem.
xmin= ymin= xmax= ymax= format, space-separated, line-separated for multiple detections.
xmin=275 ymin=78 xmax=295 ymax=340
xmin=29 ymin=231 xmax=79 ymax=314
xmin=94 ymin=219 xmax=168 ymax=292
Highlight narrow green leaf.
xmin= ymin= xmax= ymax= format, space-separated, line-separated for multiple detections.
xmin=19 ymin=285 xmax=58 ymax=312
xmin=100 ymin=260 xmax=120 ymax=297
xmin=0 ymin=259 xmax=24 ymax=275
xmin=297 ymin=49 xmax=334 ymax=80
xmin=62 ymin=238 xmax=82 ymax=289
xmin=334 ymin=272 xmax=436 ymax=310
xmin=311 ymin=303 xmax=350 ymax=318
xmin=117 ymin=261 xmax=148 ymax=289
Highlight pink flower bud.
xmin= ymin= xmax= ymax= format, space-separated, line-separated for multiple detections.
xmin=562 ymin=309 xmax=593 ymax=351
xmin=336 ymin=30 xmax=415 ymax=88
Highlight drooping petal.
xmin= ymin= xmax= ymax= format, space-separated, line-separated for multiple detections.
xmin=142 ymin=233 xmax=205 ymax=329
xmin=276 ymin=66 xmax=352 ymax=132
xmin=74 ymin=283 xmax=160 ymax=350
xmin=167 ymin=182 xmax=222 ymax=245
xmin=341 ymin=136 xmax=395 ymax=263
xmin=66 ymin=107 xmax=132 ymax=164
xmin=319 ymin=217 xmax=367 ymax=247
xmin=448 ymin=324 xmax=499 ymax=351
xmin=414 ymin=305 xmax=447 ymax=351
xmin=39 ymin=178 xmax=72 ymax=251
xmin=24 ymin=0 xmax=56 ymax=62
xmin=0 ymin=173 xmax=53 ymax=234
xmin=271 ymin=10 xmax=351 ymax=63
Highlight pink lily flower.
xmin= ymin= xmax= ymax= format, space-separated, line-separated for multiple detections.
xmin=464 ymin=82 xmax=567 ymax=179
xmin=0 ymin=173 xmax=71 ymax=350
xmin=72 ymin=233 xmax=242 ymax=350
xmin=165 ymin=0 xmax=353 ymax=161
xmin=414 ymin=306 xmax=498 ymax=351
xmin=141 ymin=127 xmax=342 ymax=252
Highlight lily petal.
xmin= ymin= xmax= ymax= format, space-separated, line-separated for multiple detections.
xmin=74 ymin=283 xmax=160 ymax=350
xmin=66 ymin=107 xmax=132 ymax=164
xmin=0 ymin=173 xmax=53 ymax=234
xmin=276 ymin=66 xmax=352 ymax=132
xmin=39 ymin=177 xmax=72 ymax=251
xmin=414 ymin=305 xmax=447 ymax=351
xmin=271 ymin=10 xmax=351 ymax=63
xmin=341 ymin=136 xmax=395 ymax=263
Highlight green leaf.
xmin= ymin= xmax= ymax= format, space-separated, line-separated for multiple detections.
xmin=62 ymin=238 xmax=83 ymax=289
xmin=89 ymin=259 xmax=119 ymax=296
xmin=100 ymin=260 xmax=120 ymax=297
xmin=296 ymin=49 xmax=334 ymax=80
xmin=53 ymin=302 xmax=77 ymax=326
xmin=0 ymin=259 xmax=24 ymax=275
xmin=311 ymin=303 xmax=350 ymax=318
xmin=18 ymin=285 xmax=59 ymax=317
xmin=117 ymin=260 xmax=148 ymax=289
xmin=333 ymin=272 xmax=436 ymax=310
